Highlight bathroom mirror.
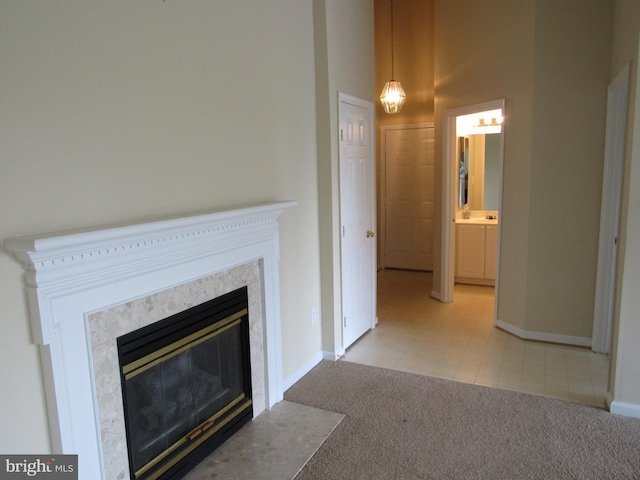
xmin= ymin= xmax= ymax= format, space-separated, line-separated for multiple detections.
xmin=458 ymin=136 xmax=469 ymax=208
xmin=457 ymin=133 xmax=500 ymax=210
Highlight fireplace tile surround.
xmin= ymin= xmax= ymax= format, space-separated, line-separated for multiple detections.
xmin=91 ymin=263 xmax=262 ymax=479
xmin=3 ymin=201 xmax=296 ymax=480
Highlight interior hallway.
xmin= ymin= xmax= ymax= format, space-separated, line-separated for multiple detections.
xmin=344 ymin=269 xmax=609 ymax=408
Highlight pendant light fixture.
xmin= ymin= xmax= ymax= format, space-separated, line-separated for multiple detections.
xmin=380 ymin=0 xmax=406 ymax=114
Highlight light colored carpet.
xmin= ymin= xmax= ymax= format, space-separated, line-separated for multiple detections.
xmin=285 ymin=361 xmax=640 ymax=480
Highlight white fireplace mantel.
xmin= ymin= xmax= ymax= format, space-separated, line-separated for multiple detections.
xmin=3 ymin=201 xmax=296 ymax=480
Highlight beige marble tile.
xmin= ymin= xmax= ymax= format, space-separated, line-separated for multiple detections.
xmin=87 ymin=261 xmax=268 ymax=479
xmin=184 ymin=401 xmax=344 ymax=480
xmin=348 ymin=269 xmax=610 ymax=408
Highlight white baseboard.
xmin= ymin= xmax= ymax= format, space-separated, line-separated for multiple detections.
xmin=495 ymin=319 xmax=592 ymax=348
xmin=430 ymin=290 xmax=442 ymax=301
xmin=282 ymin=351 xmax=324 ymax=393
xmin=609 ymin=400 xmax=640 ymax=419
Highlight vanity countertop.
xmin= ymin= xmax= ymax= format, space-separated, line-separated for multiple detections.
xmin=455 ymin=217 xmax=498 ymax=225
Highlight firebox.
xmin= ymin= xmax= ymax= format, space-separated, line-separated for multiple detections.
xmin=117 ymin=287 xmax=253 ymax=480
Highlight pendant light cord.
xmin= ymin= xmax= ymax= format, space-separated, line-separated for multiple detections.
xmin=390 ymin=0 xmax=395 ymax=80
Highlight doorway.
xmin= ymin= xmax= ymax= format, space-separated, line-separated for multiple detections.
xmin=441 ymin=99 xmax=505 ymax=319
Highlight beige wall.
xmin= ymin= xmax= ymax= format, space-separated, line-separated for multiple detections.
xmin=0 ymin=0 xmax=328 ymax=453
xmin=609 ymin=0 xmax=640 ymax=410
xmin=315 ymin=0 xmax=376 ymax=358
xmin=375 ymin=0 xmax=435 ymax=127
xmin=434 ymin=0 xmax=613 ymax=339
xmin=3 ymin=0 xmax=638 ymax=459
xmin=526 ymin=1 xmax=613 ymax=337
xmin=374 ymin=0 xmax=434 ymax=267
xmin=434 ymin=0 xmax=536 ymax=331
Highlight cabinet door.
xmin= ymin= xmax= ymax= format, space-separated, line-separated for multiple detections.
xmin=484 ymin=225 xmax=498 ymax=280
xmin=456 ymin=225 xmax=485 ymax=278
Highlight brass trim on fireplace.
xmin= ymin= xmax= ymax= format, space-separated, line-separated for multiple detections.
xmin=122 ymin=308 xmax=248 ymax=379
xmin=135 ymin=394 xmax=253 ymax=480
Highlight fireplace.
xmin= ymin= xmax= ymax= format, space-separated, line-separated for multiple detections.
xmin=2 ymin=201 xmax=296 ymax=480
xmin=118 ymin=287 xmax=253 ymax=480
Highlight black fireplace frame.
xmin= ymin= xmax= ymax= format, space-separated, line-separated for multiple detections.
xmin=117 ymin=286 xmax=253 ymax=480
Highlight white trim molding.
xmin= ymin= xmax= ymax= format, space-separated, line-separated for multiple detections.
xmin=592 ymin=63 xmax=630 ymax=354
xmin=3 ymin=201 xmax=297 ymax=480
xmin=495 ymin=319 xmax=592 ymax=348
xmin=441 ymin=99 xmax=505 ymax=305
xmin=609 ymin=401 xmax=640 ymax=419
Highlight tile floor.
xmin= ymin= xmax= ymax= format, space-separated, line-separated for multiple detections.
xmin=344 ymin=269 xmax=610 ymax=408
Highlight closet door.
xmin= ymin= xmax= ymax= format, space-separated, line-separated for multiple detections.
xmin=385 ymin=126 xmax=434 ymax=270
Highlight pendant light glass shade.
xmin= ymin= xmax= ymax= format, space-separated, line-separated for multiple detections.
xmin=380 ymin=80 xmax=406 ymax=114
xmin=380 ymin=0 xmax=405 ymax=114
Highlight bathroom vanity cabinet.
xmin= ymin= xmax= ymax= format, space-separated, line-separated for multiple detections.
xmin=455 ymin=222 xmax=497 ymax=285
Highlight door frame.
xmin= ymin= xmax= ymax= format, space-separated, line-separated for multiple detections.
xmin=592 ymin=63 xmax=630 ymax=354
xmin=379 ymin=123 xmax=434 ymax=270
xmin=441 ymin=99 xmax=505 ymax=311
xmin=338 ymin=92 xmax=377 ymax=351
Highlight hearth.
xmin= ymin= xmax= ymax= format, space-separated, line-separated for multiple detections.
xmin=118 ymin=287 xmax=252 ymax=480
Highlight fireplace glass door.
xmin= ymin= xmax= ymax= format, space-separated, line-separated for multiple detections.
xmin=118 ymin=287 xmax=252 ymax=480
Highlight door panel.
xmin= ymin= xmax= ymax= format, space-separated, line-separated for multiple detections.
xmin=339 ymin=97 xmax=375 ymax=349
xmin=385 ymin=127 xmax=435 ymax=270
xmin=593 ymin=64 xmax=629 ymax=354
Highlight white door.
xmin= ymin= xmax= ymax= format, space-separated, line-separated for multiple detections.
xmin=384 ymin=127 xmax=434 ymax=270
xmin=339 ymin=93 xmax=376 ymax=349
xmin=592 ymin=64 xmax=629 ymax=353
